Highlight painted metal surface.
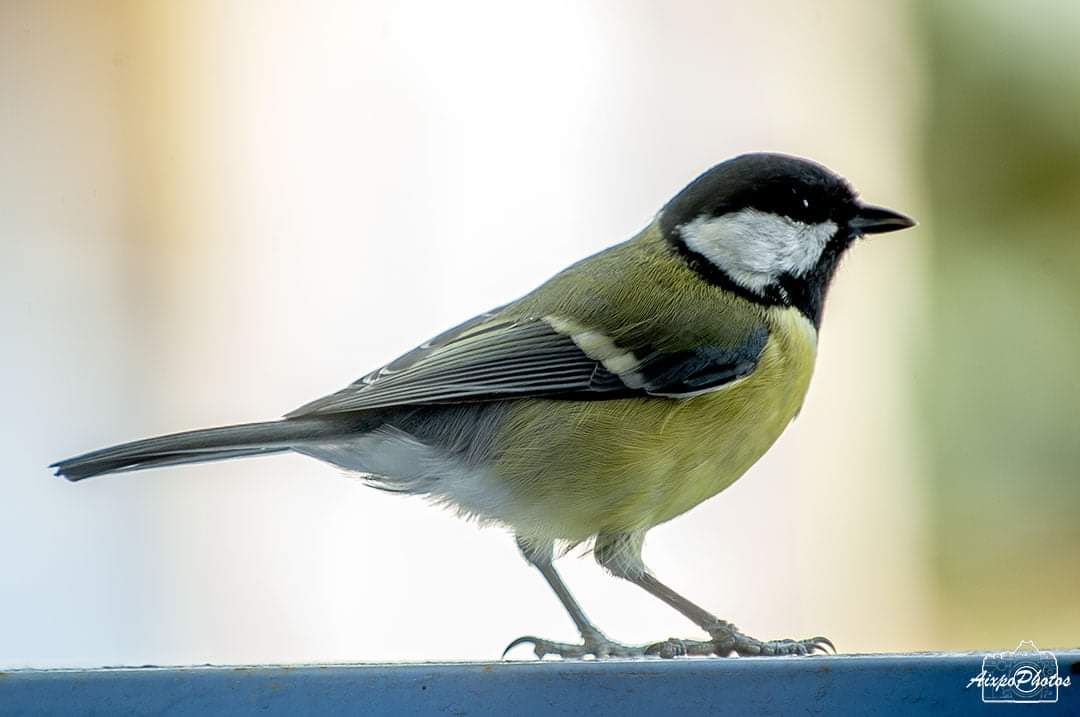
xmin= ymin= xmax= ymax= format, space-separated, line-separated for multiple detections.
xmin=3 ymin=652 xmax=1079 ymax=716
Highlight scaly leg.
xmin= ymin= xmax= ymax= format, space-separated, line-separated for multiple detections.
xmin=594 ymin=532 xmax=834 ymax=657
xmin=504 ymin=537 xmax=650 ymax=659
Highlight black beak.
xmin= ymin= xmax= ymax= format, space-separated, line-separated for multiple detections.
xmin=850 ymin=204 xmax=916 ymax=236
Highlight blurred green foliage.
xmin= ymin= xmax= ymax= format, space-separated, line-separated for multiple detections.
xmin=922 ymin=0 xmax=1080 ymax=647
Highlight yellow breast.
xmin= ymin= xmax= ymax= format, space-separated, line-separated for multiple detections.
xmin=493 ymin=307 xmax=818 ymax=543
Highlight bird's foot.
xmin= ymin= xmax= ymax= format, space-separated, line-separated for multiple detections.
xmin=644 ymin=621 xmax=834 ymax=657
xmin=502 ymin=622 xmax=834 ymax=660
xmin=503 ymin=629 xmax=650 ymax=659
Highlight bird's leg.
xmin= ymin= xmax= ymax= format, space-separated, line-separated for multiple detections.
xmin=628 ymin=571 xmax=834 ymax=656
xmin=594 ymin=532 xmax=834 ymax=657
xmin=503 ymin=537 xmax=649 ymax=659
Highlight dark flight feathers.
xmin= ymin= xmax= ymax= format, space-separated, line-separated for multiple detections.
xmin=288 ymin=314 xmax=767 ymax=416
xmin=53 ymin=311 xmax=767 ymax=481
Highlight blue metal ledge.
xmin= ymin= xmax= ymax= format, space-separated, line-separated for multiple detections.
xmin=3 ymin=652 xmax=1079 ymax=716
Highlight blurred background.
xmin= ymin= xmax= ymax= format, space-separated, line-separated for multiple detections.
xmin=2 ymin=0 xmax=1077 ymax=668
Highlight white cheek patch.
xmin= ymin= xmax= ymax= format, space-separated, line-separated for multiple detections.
xmin=678 ymin=208 xmax=837 ymax=294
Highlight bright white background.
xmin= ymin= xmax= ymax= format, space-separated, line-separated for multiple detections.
xmin=2 ymin=0 xmax=926 ymax=667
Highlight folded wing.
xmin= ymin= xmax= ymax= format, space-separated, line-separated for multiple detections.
xmin=287 ymin=310 xmax=768 ymax=417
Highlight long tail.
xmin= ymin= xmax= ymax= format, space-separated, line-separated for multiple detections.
xmin=51 ymin=416 xmax=361 ymax=482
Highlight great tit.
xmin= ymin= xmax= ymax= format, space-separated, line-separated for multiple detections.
xmin=53 ymin=153 xmax=915 ymax=659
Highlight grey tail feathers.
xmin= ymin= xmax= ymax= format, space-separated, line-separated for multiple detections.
xmin=51 ymin=416 xmax=365 ymax=482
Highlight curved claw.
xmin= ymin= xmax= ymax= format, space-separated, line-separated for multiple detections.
xmin=708 ymin=624 xmax=837 ymax=657
xmin=501 ymin=635 xmax=594 ymax=659
xmin=502 ymin=635 xmax=542 ymax=660
xmin=503 ymin=631 xmax=835 ymax=660
xmin=744 ymin=635 xmax=836 ymax=657
xmin=501 ymin=634 xmax=651 ymax=660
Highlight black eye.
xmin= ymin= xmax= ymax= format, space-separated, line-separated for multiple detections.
xmin=782 ymin=192 xmax=816 ymax=224
xmin=782 ymin=190 xmax=836 ymax=225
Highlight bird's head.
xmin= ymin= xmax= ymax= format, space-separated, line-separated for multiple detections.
xmin=660 ymin=153 xmax=915 ymax=326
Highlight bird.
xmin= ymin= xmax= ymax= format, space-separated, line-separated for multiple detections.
xmin=53 ymin=152 xmax=915 ymax=659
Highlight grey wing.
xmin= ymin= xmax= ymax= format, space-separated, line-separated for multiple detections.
xmin=286 ymin=309 xmax=769 ymax=418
